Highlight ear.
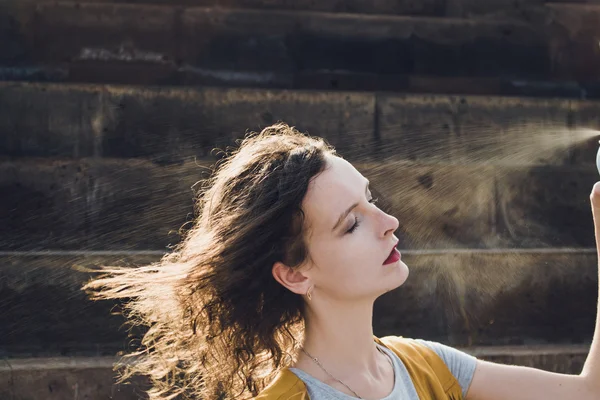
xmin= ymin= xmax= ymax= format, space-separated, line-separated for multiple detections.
xmin=272 ymin=261 xmax=311 ymax=296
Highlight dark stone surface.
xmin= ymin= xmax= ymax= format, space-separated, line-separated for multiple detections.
xmin=0 ymin=65 xmax=69 ymax=82
xmin=181 ymin=8 xmax=549 ymax=78
xmin=546 ymin=4 xmax=600 ymax=82
xmin=100 ymin=85 xmax=376 ymax=163
xmin=0 ymin=2 xmax=35 ymax=65
xmin=1 ymin=65 xmax=596 ymax=98
xmin=0 ymin=82 xmax=101 ymax=158
xmin=0 ymin=158 xmax=203 ymax=250
xmin=13 ymin=0 xmax=447 ymax=17
xmin=34 ymin=3 xmax=178 ymax=66
xmin=0 ymin=253 xmax=163 ymax=356
xmin=7 ymin=0 xmax=549 ymax=17
xmin=1 ymin=4 xmax=550 ymax=78
xmin=376 ymin=95 xmax=456 ymax=162
xmin=11 ymin=3 xmax=600 ymax=94
xmin=8 ymin=2 xmax=600 ymax=92
xmin=445 ymin=0 xmax=545 ymax=18
xmin=4 ymin=82 xmax=594 ymax=164
xmin=68 ymin=61 xmax=179 ymax=86
xmin=0 ymin=82 xmax=376 ymax=162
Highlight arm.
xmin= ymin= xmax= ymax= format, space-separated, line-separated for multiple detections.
xmin=466 ymin=183 xmax=600 ymax=400
xmin=582 ymin=182 xmax=600 ymax=387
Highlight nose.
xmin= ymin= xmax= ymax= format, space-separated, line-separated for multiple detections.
xmin=380 ymin=210 xmax=399 ymax=238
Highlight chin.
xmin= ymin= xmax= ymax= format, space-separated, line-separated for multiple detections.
xmin=389 ymin=260 xmax=410 ymax=287
xmin=373 ymin=261 xmax=410 ymax=297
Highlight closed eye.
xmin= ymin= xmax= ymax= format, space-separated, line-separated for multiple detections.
xmin=346 ymin=197 xmax=378 ymax=234
xmin=347 ymin=216 xmax=360 ymax=234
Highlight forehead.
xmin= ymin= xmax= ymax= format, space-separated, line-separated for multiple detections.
xmin=302 ymin=156 xmax=365 ymax=232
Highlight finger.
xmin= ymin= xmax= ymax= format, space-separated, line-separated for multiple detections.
xmin=591 ymin=182 xmax=600 ymax=209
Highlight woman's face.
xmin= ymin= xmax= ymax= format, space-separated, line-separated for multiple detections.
xmin=300 ymin=155 xmax=409 ymax=301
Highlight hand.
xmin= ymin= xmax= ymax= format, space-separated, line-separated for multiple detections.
xmin=591 ymin=182 xmax=600 ymax=252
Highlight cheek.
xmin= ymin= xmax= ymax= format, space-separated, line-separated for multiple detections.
xmin=311 ymin=235 xmax=376 ymax=276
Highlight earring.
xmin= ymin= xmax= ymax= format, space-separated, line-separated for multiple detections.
xmin=306 ymin=285 xmax=314 ymax=301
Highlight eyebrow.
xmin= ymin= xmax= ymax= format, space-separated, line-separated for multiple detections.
xmin=332 ymin=180 xmax=370 ymax=232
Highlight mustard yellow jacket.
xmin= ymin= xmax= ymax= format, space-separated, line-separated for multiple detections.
xmin=255 ymin=336 xmax=463 ymax=399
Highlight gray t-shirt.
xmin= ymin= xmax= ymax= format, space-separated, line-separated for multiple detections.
xmin=289 ymin=339 xmax=477 ymax=399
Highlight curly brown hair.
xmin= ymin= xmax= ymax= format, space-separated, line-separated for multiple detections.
xmin=83 ymin=123 xmax=336 ymax=399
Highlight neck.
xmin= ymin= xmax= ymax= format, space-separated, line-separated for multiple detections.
xmin=301 ymin=297 xmax=379 ymax=375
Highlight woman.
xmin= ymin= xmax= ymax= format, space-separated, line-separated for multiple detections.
xmin=85 ymin=123 xmax=600 ymax=399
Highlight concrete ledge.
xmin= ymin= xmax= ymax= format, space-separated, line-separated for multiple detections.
xmin=465 ymin=344 xmax=589 ymax=374
xmin=1 ymin=157 xmax=599 ymax=249
xmin=0 ymin=249 xmax=596 ymax=355
xmin=1 ymin=356 xmax=120 ymax=371
xmin=0 ymin=158 xmax=203 ymax=250
xmin=0 ymin=82 xmax=375 ymax=161
xmin=16 ymin=0 xmax=447 ymax=16
xmin=2 ymin=3 xmax=549 ymax=78
xmin=0 ymin=344 xmax=589 ymax=399
xmin=0 ymin=252 xmax=161 ymax=357
xmin=0 ymin=356 xmax=149 ymax=400
xmin=0 ymin=65 xmax=594 ymax=98
xmin=7 ymin=0 xmax=551 ymax=18
xmin=377 ymin=249 xmax=598 ymax=346
xmin=4 ymin=82 xmax=600 ymax=163
xmin=179 ymin=7 xmax=546 ymax=78
xmin=495 ymin=165 xmax=598 ymax=248
xmin=6 ymin=3 xmax=600 ymax=85
xmin=545 ymin=3 xmax=600 ymax=81
xmin=1 ymin=83 xmax=600 ymax=249
xmin=377 ymin=94 xmax=577 ymax=164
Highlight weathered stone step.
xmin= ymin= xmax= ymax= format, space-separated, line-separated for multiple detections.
xmin=0 ymin=158 xmax=204 ymax=251
xmin=0 ymin=345 xmax=589 ymax=400
xmin=4 ymin=64 xmax=593 ymax=98
xmin=378 ymin=248 xmax=598 ymax=346
xmin=0 ymin=250 xmax=595 ymax=357
xmin=0 ymin=252 xmax=161 ymax=358
xmin=545 ymin=3 xmax=600 ymax=82
xmin=9 ymin=0 xmax=549 ymax=18
xmin=6 ymin=0 xmax=445 ymax=17
xmin=2 ymin=82 xmax=599 ymax=165
xmin=0 ymin=82 xmax=375 ymax=163
xmin=466 ymin=344 xmax=589 ymax=374
xmin=3 ymin=84 xmax=600 ymax=249
xmin=0 ymin=344 xmax=589 ymax=399
xmin=0 ymin=3 xmax=551 ymax=82
xmin=6 ymin=3 xmax=600 ymax=84
xmin=0 ymin=356 xmax=150 ymax=400
xmin=5 ymin=3 xmax=600 ymax=92
xmin=1 ymin=157 xmax=598 ymax=250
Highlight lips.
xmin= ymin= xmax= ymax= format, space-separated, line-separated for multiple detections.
xmin=383 ymin=242 xmax=401 ymax=265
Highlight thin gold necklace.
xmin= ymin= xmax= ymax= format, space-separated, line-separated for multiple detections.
xmin=300 ymin=346 xmax=393 ymax=399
